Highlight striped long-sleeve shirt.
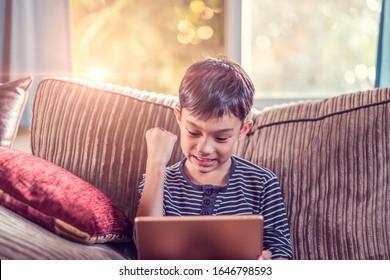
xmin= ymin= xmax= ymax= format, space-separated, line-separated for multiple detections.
xmin=137 ymin=155 xmax=293 ymax=259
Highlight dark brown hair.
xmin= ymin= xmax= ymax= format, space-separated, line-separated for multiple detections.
xmin=178 ymin=57 xmax=254 ymax=121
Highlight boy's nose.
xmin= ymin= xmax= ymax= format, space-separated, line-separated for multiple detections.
xmin=196 ymin=138 xmax=213 ymax=154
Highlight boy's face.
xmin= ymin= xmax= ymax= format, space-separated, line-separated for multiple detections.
xmin=174 ymin=108 xmax=252 ymax=184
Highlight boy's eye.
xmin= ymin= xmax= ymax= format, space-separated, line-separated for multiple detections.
xmin=186 ymin=128 xmax=231 ymax=142
xmin=187 ymin=130 xmax=200 ymax=137
xmin=215 ymin=137 xmax=229 ymax=142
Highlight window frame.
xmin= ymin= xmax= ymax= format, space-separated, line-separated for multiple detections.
xmin=224 ymin=0 xmax=311 ymax=110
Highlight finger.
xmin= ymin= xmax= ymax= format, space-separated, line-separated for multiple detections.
xmin=259 ymin=250 xmax=272 ymax=260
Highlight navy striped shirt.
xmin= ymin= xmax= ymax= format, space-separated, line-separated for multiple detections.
xmin=138 ymin=156 xmax=293 ymax=259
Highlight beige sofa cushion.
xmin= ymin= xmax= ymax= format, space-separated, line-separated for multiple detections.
xmin=0 ymin=77 xmax=32 ymax=148
xmin=235 ymin=88 xmax=390 ymax=259
xmin=32 ymin=78 xmax=390 ymax=259
xmin=32 ymin=78 xmax=182 ymax=222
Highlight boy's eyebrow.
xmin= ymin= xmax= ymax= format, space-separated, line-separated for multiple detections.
xmin=185 ymin=120 xmax=234 ymax=133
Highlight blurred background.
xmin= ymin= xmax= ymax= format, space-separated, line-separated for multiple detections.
xmin=0 ymin=0 xmax=387 ymax=128
xmin=71 ymin=0 xmax=381 ymax=98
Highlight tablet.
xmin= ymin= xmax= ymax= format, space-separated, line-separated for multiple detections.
xmin=134 ymin=215 xmax=263 ymax=260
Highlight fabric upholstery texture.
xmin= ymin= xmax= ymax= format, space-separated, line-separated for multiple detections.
xmin=30 ymin=77 xmax=390 ymax=259
xmin=235 ymin=89 xmax=390 ymax=259
xmin=31 ymin=78 xmax=182 ymax=221
xmin=0 ymin=77 xmax=32 ymax=148
xmin=0 ymin=147 xmax=133 ymax=245
xmin=0 ymin=206 xmax=127 ymax=260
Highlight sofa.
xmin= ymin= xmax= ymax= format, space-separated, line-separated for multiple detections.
xmin=0 ymin=76 xmax=389 ymax=260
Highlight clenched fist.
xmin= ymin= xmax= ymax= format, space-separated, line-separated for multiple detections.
xmin=145 ymin=127 xmax=178 ymax=166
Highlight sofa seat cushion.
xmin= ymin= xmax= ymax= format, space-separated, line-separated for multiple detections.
xmin=0 ymin=206 xmax=129 ymax=260
xmin=0 ymin=147 xmax=133 ymax=245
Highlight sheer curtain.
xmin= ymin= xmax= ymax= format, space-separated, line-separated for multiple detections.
xmin=376 ymin=0 xmax=390 ymax=87
xmin=0 ymin=0 xmax=72 ymax=127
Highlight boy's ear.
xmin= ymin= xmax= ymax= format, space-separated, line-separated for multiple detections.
xmin=239 ymin=120 xmax=253 ymax=139
xmin=173 ymin=107 xmax=182 ymax=124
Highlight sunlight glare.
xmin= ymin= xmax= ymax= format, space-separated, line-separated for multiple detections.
xmin=344 ymin=70 xmax=356 ymax=85
xmin=354 ymin=64 xmax=369 ymax=80
xmin=198 ymin=25 xmax=213 ymax=40
xmin=367 ymin=0 xmax=380 ymax=12
xmin=190 ymin=1 xmax=206 ymax=14
xmin=89 ymin=68 xmax=107 ymax=81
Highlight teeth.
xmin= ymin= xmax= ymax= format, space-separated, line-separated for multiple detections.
xmin=195 ymin=156 xmax=212 ymax=162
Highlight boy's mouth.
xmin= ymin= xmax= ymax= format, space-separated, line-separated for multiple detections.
xmin=192 ymin=155 xmax=215 ymax=167
xmin=194 ymin=156 xmax=213 ymax=162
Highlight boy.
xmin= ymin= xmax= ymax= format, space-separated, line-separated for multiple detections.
xmin=136 ymin=57 xmax=293 ymax=259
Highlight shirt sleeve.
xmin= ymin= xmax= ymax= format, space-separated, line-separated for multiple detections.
xmin=261 ymin=176 xmax=294 ymax=259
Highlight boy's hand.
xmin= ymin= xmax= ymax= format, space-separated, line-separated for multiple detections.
xmin=145 ymin=127 xmax=178 ymax=166
xmin=258 ymin=250 xmax=288 ymax=260
xmin=258 ymin=250 xmax=272 ymax=260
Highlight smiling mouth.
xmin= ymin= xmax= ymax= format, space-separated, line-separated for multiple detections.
xmin=192 ymin=155 xmax=216 ymax=166
xmin=193 ymin=155 xmax=214 ymax=162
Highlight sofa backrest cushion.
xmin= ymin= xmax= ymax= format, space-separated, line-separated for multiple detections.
xmin=0 ymin=77 xmax=32 ymax=148
xmin=31 ymin=78 xmax=182 ymax=221
xmin=235 ymin=88 xmax=390 ymax=260
xmin=32 ymin=78 xmax=390 ymax=259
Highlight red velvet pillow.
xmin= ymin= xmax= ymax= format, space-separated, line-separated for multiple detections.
xmin=0 ymin=147 xmax=132 ymax=244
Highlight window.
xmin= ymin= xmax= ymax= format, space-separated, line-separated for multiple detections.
xmin=71 ymin=0 xmax=382 ymax=103
xmin=242 ymin=0 xmax=382 ymax=100
xmin=71 ymin=0 xmax=224 ymax=94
